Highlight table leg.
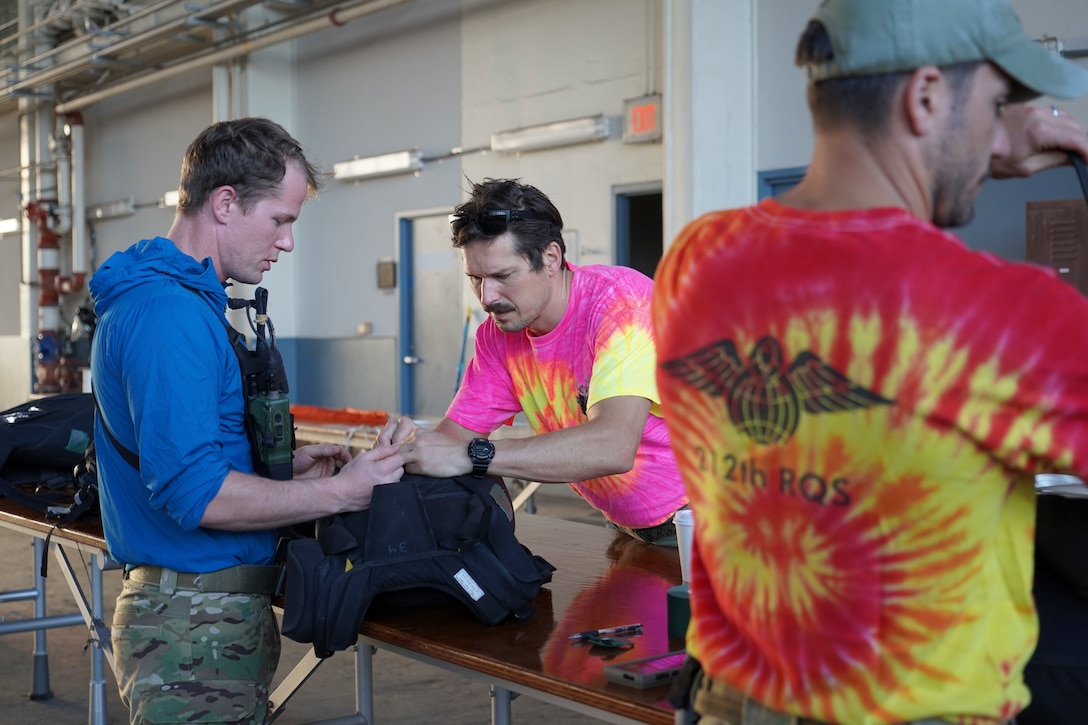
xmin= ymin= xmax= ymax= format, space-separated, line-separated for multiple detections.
xmin=269 ymin=644 xmax=371 ymax=724
xmin=268 ymin=648 xmax=325 ymax=722
xmin=356 ymin=643 xmax=374 ymax=724
xmin=88 ymin=550 xmax=113 ymax=725
xmin=511 ymin=481 xmax=541 ymax=513
xmin=30 ymin=537 xmax=53 ymax=701
xmin=51 ymin=542 xmax=115 ymax=725
xmin=301 ymin=644 xmax=373 ymax=724
xmin=490 ymin=685 xmax=513 ymax=725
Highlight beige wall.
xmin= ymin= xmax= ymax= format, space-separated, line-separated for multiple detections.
xmin=0 ymin=0 xmax=1085 ymax=409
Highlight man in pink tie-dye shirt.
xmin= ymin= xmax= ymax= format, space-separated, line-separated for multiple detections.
xmin=379 ymin=178 xmax=687 ymax=544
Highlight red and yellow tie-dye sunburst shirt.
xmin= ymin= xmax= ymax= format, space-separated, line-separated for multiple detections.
xmin=652 ymin=199 xmax=1088 ymax=725
xmin=448 ymin=263 xmax=687 ymax=528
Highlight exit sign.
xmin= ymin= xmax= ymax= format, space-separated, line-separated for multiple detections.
xmin=623 ymin=94 xmax=662 ymax=144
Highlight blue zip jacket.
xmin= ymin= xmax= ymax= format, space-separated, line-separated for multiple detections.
xmin=89 ymin=237 xmax=277 ymax=570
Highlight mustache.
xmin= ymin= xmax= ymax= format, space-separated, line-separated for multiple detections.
xmin=484 ymin=303 xmax=515 ymax=315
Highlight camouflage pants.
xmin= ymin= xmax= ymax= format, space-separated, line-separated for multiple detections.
xmin=111 ymin=580 xmax=281 ymax=724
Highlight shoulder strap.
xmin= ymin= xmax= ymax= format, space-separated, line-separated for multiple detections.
xmin=90 ymin=385 xmax=140 ymax=471
xmin=220 ymin=315 xmax=266 ymax=377
xmin=88 ymin=305 xmax=248 ymax=474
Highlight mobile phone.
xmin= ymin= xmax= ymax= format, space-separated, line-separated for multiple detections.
xmin=603 ymin=650 xmax=687 ymax=690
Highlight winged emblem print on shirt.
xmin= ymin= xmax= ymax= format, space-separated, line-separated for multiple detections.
xmin=660 ymin=335 xmax=894 ymax=444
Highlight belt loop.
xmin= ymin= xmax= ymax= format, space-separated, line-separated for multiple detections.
xmin=159 ymin=567 xmax=178 ymax=595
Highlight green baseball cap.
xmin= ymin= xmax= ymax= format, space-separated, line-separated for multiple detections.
xmin=804 ymin=0 xmax=1088 ymax=101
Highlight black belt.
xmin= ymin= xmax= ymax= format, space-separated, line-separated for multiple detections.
xmin=124 ymin=564 xmax=283 ymax=595
xmin=609 ymin=517 xmax=678 ymax=543
xmin=629 ymin=520 xmax=677 ymax=541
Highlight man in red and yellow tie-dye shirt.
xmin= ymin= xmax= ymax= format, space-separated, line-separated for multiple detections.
xmin=653 ymin=1 xmax=1088 ymax=723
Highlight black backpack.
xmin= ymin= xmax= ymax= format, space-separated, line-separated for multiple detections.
xmin=0 ymin=393 xmax=100 ymax=576
xmin=281 ymin=473 xmax=556 ymax=658
xmin=0 ymin=393 xmax=99 ymax=523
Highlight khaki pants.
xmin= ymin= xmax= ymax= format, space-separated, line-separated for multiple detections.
xmin=686 ymin=669 xmax=994 ymax=725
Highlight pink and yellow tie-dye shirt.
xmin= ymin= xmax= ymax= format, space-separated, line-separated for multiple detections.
xmin=652 ymin=199 xmax=1088 ymax=725
xmin=448 ymin=263 xmax=686 ymax=528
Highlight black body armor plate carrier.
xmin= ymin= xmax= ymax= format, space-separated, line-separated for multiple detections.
xmin=281 ymin=473 xmax=556 ymax=658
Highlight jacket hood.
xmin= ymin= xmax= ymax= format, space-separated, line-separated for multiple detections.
xmin=89 ymin=237 xmax=227 ymax=313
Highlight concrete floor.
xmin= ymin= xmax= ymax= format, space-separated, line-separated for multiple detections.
xmin=0 ymin=487 xmax=612 ymax=725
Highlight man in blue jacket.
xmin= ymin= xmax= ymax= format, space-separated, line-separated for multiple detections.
xmin=90 ymin=117 xmax=404 ymax=725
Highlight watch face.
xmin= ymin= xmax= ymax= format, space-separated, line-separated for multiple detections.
xmin=469 ymin=438 xmax=495 ymax=462
xmin=468 ymin=438 xmax=495 ymax=478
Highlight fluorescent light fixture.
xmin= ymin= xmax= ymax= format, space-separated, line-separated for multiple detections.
xmin=161 ymin=190 xmax=180 ymax=208
xmin=88 ymin=197 xmax=135 ymax=220
xmin=333 ymin=150 xmax=423 ymax=182
xmin=491 ymin=115 xmax=611 ymax=154
xmin=0 ymin=216 xmax=20 ymax=236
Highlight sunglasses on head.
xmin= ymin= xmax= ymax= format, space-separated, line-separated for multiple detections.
xmin=449 ymin=209 xmax=544 ymax=236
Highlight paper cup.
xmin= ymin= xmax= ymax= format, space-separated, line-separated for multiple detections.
xmin=673 ymin=508 xmax=695 ymax=585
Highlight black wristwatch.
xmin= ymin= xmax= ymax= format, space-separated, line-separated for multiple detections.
xmin=467 ymin=438 xmax=495 ymax=478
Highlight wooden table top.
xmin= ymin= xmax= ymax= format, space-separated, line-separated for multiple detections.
xmin=359 ymin=514 xmax=685 ymax=724
xmin=0 ymin=492 xmax=685 ymax=724
xmin=0 ymin=495 xmax=106 ymax=550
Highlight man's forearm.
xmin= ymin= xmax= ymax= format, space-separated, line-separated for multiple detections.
xmin=199 ymin=470 xmax=355 ymax=530
xmin=486 ymin=422 xmax=638 ymax=483
xmin=399 ymin=401 xmax=647 ymax=483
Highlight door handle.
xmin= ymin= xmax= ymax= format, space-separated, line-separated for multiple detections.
xmin=403 ymin=356 xmax=421 ymax=365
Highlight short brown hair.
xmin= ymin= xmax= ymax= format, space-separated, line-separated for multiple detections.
xmin=176 ymin=117 xmax=324 ymax=215
xmin=452 ymin=178 xmax=566 ymax=272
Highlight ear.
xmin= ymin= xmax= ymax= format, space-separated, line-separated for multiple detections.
xmin=902 ymin=65 xmax=945 ymax=137
xmin=542 ymin=240 xmax=564 ymax=275
xmin=209 ymin=185 xmax=238 ymax=224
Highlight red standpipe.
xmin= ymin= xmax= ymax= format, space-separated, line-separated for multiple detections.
xmin=26 ymin=200 xmax=64 ymax=393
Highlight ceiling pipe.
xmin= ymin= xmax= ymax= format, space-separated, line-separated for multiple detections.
xmin=54 ymin=0 xmax=413 ymax=114
xmin=5 ymin=0 xmax=269 ymax=97
xmin=0 ymin=0 xmax=131 ymax=52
